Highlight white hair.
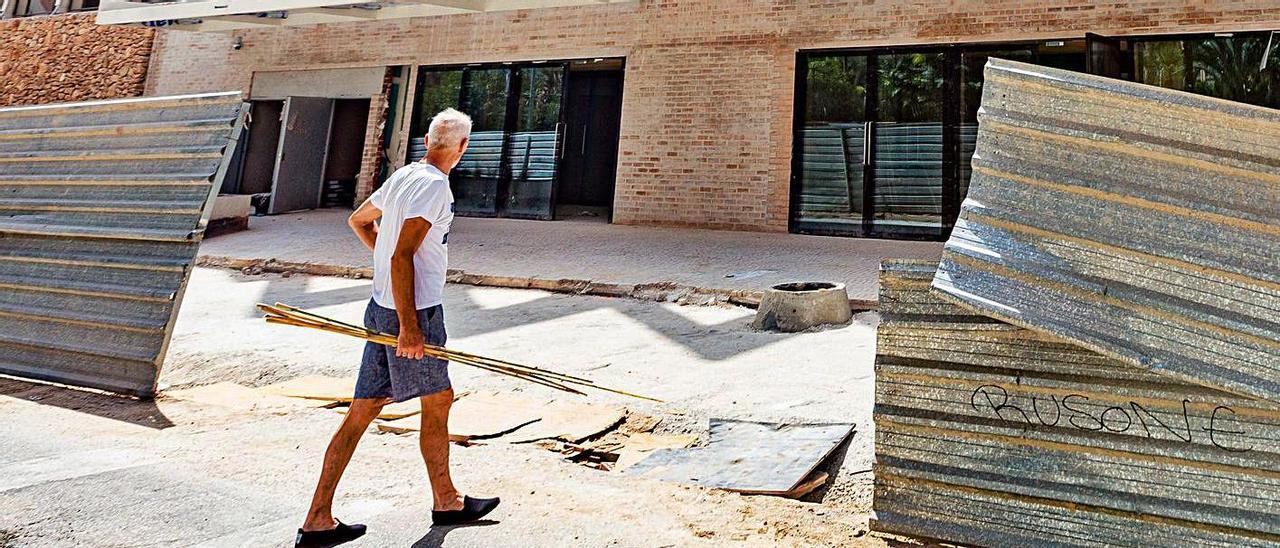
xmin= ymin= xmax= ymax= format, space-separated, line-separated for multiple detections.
xmin=427 ymin=108 xmax=473 ymax=150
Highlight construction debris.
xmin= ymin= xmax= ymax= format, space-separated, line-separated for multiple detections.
xmin=258 ymin=374 xmax=356 ymax=403
xmin=374 ymin=391 xmax=624 ymax=447
xmin=626 ymin=419 xmax=853 ymax=496
xmin=376 ymin=392 xmax=545 ymax=440
xmin=491 ymin=400 xmax=626 ymax=444
xmin=164 ymin=381 xmax=311 ymax=412
xmin=338 ymin=399 xmax=420 ymax=420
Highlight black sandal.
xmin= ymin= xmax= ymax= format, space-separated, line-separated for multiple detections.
xmin=295 ymin=520 xmax=367 ymax=548
xmin=431 ymin=496 xmax=501 ymax=526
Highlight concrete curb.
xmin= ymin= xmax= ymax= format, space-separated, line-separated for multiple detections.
xmin=195 ymin=255 xmax=878 ymax=311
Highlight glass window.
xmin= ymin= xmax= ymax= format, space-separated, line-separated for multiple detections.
xmin=873 ymin=52 xmax=945 ymax=237
xmin=1137 ymin=34 xmax=1280 ymax=109
xmin=407 ymin=69 xmax=463 ymax=162
xmin=794 ymin=55 xmax=868 ymax=235
xmin=959 ymin=49 xmax=1034 ymax=198
xmin=506 ymin=66 xmax=566 ymax=219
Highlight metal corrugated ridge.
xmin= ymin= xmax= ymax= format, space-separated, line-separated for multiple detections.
xmin=0 ymin=304 xmax=166 ymax=333
xmin=0 ymin=335 xmax=154 ymax=363
xmin=877 ymin=471 xmax=1280 ymax=543
xmin=873 ymin=481 xmax=1261 ymax=547
xmin=0 ymin=178 xmax=212 ymax=186
xmin=0 ymin=253 xmax=187 ymax=273
xmin=0 ymin=221 xmax=196 ymax=242
xmin=986 ymin=59 xmax=1280 ymax=126
xmin=976 ymin=118 xmax=1280 ymax=188
xmin=0 ymin=202 xmax=205 ymax=215
xmin=877 ymin=369 xmax=1275 ymax=418
xmin=0 ymin=92 xmax=243 ymax=117
xmin=0 ymin=151 xmax=224 ymax=163
xmin=949 ymin=213 xmax=1280 ymax=295
xmin=974 ymin=164 xmax=1278 ymax=233
xmin=942 ymin=253 xmax=1280 ymax=351
xmin=0 ymin=121 xmax=233 ymax=140
xmin=0 ymin=277 xmax=174 ymax=303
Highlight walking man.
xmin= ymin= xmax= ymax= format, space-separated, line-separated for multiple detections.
xmin=296 ymin=108 xmax=499 ymax=548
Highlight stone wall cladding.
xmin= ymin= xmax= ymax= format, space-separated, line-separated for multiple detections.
xmin=0 ymin=12 xmax=154 ymax=107
xmin=144 ymin=1 xmax=1280 ymax=232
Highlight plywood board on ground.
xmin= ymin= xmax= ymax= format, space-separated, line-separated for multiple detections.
xmin=492 ymin=400 xmax=626 ymax=444
xmin=625 ymin=419 xmax=853 ymax=495
xmin=164 ymin=382 xmax=312 ymax=412
xmin=258 ymin=375 xmax=356 ymax=403
xmin=338 ymin=399 xmax=420 ymax=420
xmin=613 ymin=433 xmax=700 ymax=470
xmin=376 ymin=392 xmax=545 ymax=440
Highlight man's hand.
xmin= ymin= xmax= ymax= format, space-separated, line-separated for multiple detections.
xmin=396 ymin=326 xmax=426 ymax=360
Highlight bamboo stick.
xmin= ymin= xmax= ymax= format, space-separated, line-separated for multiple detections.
xmin=259 ymin=302 xmax=660 ymax=402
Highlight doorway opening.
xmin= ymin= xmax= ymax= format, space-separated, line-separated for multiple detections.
xmin=221 ymin=97 xmax=371 ymax=215
xmin=406 ymin=57 xmax=625 ymax=221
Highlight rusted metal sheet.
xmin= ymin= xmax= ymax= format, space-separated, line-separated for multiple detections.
xmin=874 ymin=260 xmax=1280 ymax=547
xmin=931 ymin=58 xmax=1280 ymax=404
xmin=0 ymin=93 xmax=246 ymax=397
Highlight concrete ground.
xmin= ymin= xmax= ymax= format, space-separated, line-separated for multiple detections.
xmin=198 ymin=209 xmax=941 ymax=304
xmin=0 ymin=268 xmax=905 ymax=548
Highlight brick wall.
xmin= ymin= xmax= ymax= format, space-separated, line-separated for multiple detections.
xmin=355 ymin=68 xmax=395 ymax=203
xmin=0 ymin=12 xmax=153 ymax=107
xmin=144 ymin=1 xmax=1280 ymax=232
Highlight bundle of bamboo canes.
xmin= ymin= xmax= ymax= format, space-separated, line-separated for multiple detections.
xmin=258 ymin=302 xmax=661 ymax=402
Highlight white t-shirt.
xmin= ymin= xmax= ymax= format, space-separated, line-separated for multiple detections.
xmin=369 ymin=162 xmax=454 ymax=310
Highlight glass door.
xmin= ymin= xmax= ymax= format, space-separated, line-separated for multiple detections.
xmin=869 ymin=52 xmax=946 ymax=239
xmin=792 ymin=55 xmax=869 ymax=236
xmin=406 ymin=63 xmax=568 ymax=219
xmin=453 ymin=67 xmax=511 ymax=216
xmin=504 ymin=64 xmax=568 ymax=220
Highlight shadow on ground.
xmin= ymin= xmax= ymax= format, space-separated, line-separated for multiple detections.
xmin=0 ymin=377 xmax=174 ymax=429
xmin=411 ymin=520 xmax=499 ymax=548
xmin=225 ymin=271 xmax=813 ymax=362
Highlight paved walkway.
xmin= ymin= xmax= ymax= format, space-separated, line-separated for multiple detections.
xmin=199 ymin=209 xmax=941 ymax=305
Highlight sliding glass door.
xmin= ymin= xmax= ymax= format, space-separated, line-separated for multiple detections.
xmin=794 ymin=49 xmax=956 ymax=239
xmin=793 ymin=43 xmax=1083 ymax=240
xmin=407 ymin=63 xmax=568 ymax=219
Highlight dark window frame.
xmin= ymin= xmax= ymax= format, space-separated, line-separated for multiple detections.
xmin=791 ymin=30 xmax=1280 ymax=240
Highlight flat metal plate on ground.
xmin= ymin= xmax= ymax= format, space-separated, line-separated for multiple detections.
xmin=931 ymin=58 xmax=1280 ymax=404
xmin=874 ymin=260 xmax=1280 ymax=547
xmin=625 ymin=418 xmax=854 ymax=494
xmin=0 ymin=92 xmax=246 ymax=398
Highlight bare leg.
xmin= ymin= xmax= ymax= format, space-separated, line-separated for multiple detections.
xmin=420 ymin=389 xmax=463 ymax=511
xmin=302 ymin=397 xmax=389 ymax=531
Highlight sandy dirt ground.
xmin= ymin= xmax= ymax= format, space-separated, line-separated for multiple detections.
xmin=0 ymin=268 xmax=913 ymax=547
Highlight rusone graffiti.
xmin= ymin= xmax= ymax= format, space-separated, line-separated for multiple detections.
xmin=969 ymin=384 xmax=1254 ymax=453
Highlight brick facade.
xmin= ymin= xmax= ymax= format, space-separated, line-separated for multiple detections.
xmin=144 ymin=1 xmax=1280 ymax=232
xmin=0 ymin=12 xmax=153 ymax=107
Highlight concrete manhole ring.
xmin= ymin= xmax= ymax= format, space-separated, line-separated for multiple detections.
xmin=752 ymin=281 xmax=853 ymax=332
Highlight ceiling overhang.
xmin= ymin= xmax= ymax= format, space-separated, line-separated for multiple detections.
xmin=96 ymin=0 xmax=631 ymax=31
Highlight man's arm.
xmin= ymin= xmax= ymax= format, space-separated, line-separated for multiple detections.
xmin=391 ymin=217 xmax=432 ymax=360
xmin=347 ymin=198 xmax=383 ymax=252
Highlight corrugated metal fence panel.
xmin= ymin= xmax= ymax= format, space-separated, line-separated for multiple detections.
xmin=873 ymin=260 xmax=1280 ymax=547
xmin=932 ymin=58 xmax=1280 ymax=404
xmin=0 ymin=92 xmax=247 ymax=397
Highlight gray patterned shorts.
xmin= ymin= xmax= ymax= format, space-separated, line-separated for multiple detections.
xmin=354 ymin=299 xmax=450 ymax=402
